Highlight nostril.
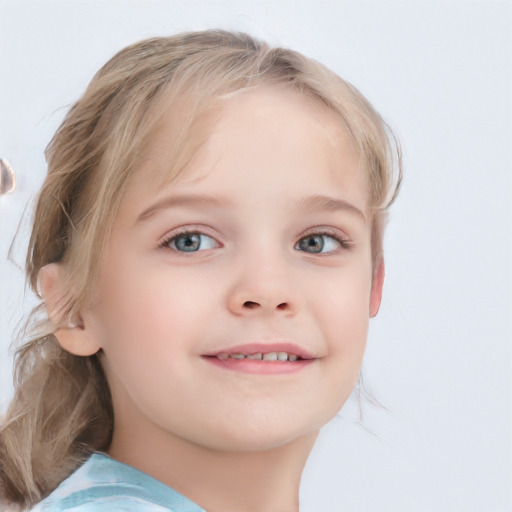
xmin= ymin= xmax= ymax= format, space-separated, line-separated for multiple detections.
xmin=243 ymin=301 xmax=260 ymax=309
xmin=276 ymin=303 xmax=289 ymax=310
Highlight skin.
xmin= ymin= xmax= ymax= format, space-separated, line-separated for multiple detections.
xmin=42 ymin=85 xmax=384 ymax=512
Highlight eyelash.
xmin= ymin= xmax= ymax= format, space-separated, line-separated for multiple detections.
xmin=158 ymin=228 xmax=353 ymax=254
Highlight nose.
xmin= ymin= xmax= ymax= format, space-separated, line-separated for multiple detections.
xmin=226 ymin=251 xmax=298 ymax=317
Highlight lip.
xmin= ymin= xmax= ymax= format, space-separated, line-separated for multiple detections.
xmin=201 ymin=342 xmax=317 ymax=375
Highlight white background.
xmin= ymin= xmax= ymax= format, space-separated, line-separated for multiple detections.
xmin=1 ymin=1 xmax=511 ymax=511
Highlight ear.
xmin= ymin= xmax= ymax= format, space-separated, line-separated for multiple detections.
xmin=369 ymin=258 xmax=385 ymax=318
xmin=39 ymin=263 xmax=101 ymax=356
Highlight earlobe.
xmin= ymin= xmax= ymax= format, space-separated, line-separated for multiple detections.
xmin=39 ymin=263 xmax=101 ymax=356
xmin=369 ymin=258 xmax=385 ymax=318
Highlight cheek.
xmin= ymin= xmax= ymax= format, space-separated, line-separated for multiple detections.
xmin=89 ymin=271 xmax=199 ymax=409
xmin=90 ymin=252 xmax=218 ymax=362
xmin=319 ymin=262 xmax=372 ymax=332
xmin=310 ymin=260 xmax=372 ymax=394
xmin=316 ymin=274 xmax=371 ymax=412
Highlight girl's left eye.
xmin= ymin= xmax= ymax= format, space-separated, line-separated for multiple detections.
xmin=295 ymin=234 xmax=346 ymax=254
xmin=164 ymin=232 xmax=219 ymax=252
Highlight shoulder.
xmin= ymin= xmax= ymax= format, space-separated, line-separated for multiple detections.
xmin=28 ymin=453 xmax=204 ymax=512
xmin=30 ymin=496 xmax=171 ymax=512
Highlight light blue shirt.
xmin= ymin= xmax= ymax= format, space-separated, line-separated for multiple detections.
xmin=30 ymin=453 xmax=206 ymax=511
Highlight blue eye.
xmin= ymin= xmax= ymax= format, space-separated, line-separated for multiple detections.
xmin=296 ymin=234 xmax=344 ymax=254
xmin=166 ymin=232 xmax=218 ymax=252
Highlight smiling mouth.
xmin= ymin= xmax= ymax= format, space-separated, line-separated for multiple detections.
xmin=202 ymin=343 xmax=315 ymax=374
xmin=214 ymin=352 xmax=302 ymax=362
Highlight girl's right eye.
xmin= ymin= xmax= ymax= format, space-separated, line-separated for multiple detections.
xmin=163 ymin=232 xmax=219 ymax=252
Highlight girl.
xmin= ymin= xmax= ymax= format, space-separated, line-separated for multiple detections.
xmin=0 ymin=30 xmax=401 ymax=512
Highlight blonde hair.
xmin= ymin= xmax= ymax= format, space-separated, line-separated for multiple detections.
xmin=0 ymin=29 xmax=401 ymax=510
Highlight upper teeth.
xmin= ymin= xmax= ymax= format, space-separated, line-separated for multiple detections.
xmin=217 ymin=352 xmax=299 ymax=362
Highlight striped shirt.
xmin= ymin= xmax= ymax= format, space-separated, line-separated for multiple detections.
xmin=30 ymin=453 xmax=206 ymax=512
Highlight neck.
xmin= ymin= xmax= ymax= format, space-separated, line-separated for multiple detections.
xmin=108 ymin=423 xmax=317 ymax=512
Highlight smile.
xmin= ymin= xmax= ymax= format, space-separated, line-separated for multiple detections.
xmin=202 ymin=343 xmax=316 ymax=375
xmin=216 ymin=352 xmax=300 ymax=361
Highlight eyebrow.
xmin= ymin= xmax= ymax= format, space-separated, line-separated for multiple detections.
xmin=295 ymin=194 xmax=367 ymax=221
xmin=136 ymin=193 xmax=366 ymax=223
xmin=137 ymin=194 xmax=236 ymax=222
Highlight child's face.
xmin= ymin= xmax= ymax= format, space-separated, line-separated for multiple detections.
xmin=79 ymin=85 xmax=383 ymax=452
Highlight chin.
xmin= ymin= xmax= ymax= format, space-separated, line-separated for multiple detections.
xmin=193 ymin=414 xmax=323 ymax=454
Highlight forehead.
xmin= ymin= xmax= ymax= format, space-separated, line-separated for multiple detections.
xmin=122 ymin=84 xmax=365 ymax=213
